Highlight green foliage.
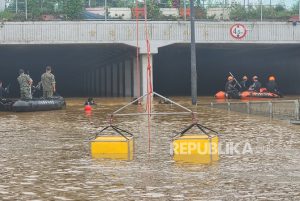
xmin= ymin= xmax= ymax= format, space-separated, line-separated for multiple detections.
xmin=230 ymin=3 xmax=293 ymax=21
xmin=0 ymin=10 xmax=15 ymax=21
xmin=147 ymin=1 xmax=161 ymax=19
xmin=63 ymin=0 xmax=84 ymax=20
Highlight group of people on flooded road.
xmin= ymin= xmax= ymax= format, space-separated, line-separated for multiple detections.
xmin=225 ymin=74 xmax=281 ymax=99
xmin=0 ymin=66 xmax=56 ymax=100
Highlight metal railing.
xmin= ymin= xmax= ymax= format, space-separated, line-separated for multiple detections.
xmin=209 ymin=100 xmax=300 ymax=120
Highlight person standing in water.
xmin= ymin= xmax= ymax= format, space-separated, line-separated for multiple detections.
xmin=17 ymin=69 xmax=33 ymax=99
xmin=41 ymin=66 xmax=56 ymax=98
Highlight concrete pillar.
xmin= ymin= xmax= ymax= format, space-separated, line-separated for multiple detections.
xmin=87 ymin=71 xmax=91 ymax=96
xmin=140 ymin=54 xmax=153 ymax=95
xmin=132 ymin=57 xmax=139 ymax=97
xmin=83 ymin=72 xmax=86 ymax=96
xmin=96 ymin=68 xmax=100 ymax=96
xmin=100 ymin=67 xmax=105 ymax=97
xmin=106 ymin=65 xmax=112 ymax=97
xmin=91 ymin=70 xmax=95 ymax=96
xmin=124 ymin=60 xmax=132 ymax=97
xmin=119 ymin=61 xmax=124 ymax=97
xmin=112 ymin=64 xmax=118 ymax=97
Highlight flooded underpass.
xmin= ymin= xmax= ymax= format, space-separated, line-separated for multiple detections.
xmin=0 ymin=97 xmax=299 ymax=200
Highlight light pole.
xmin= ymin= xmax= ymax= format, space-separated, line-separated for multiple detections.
xmin=184 ymin=0 xmax=187 ymax=21
xmin=190 ymin=0 xmax=197 ymax=105
xmin=104 ymin=0 xmax=107 ymax=21
xmin=260 ymin=0 xmax=263 ymax=22
xmin=25 ymin=0 xmax=27 ymax=20
xmin=299 ymin=0 xmax=300 ymax=22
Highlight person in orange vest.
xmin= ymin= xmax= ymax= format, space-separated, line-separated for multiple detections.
xmin=266 ymin=76 xmax=282 ymax=97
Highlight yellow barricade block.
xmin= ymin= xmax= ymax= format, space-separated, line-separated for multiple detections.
xmin=91 ymin=136 xmax=134 ymax=160
xmin=172 ymin=135 xmax=219 ymax=164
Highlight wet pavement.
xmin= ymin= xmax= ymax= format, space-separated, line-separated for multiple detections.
xmin=0 ymin=97 xmax=299 ymax=200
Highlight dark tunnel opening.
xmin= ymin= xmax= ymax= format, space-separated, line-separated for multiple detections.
xmin=0 ymin=44 xmax=135 ymax=98
xmin=0 ymin=43 xmax=299 ymax=98
xmin=153 ymin=44 xmax=300 ymax=96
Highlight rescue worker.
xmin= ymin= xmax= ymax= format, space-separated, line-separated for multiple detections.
xmin=225 ymin=76 xmax=239 ymax=99
xmin=266 ymin=76 xmax=282 ymax=96
xmin=85 ymin=97 xmax=96 ymax=105
xmin=0 ymin=81 xmax=8 ymax=98
xmin=41 ymin=66 xmax=56 ymax=98
xmin=248 ymin=76 xmax=262 ymax=92
xmin=239 ymin=75 xmax=249 ymax=91
xmin=17 ymin=69 xmax=33 ymax=99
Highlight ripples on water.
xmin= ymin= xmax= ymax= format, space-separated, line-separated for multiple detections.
xmin=0 ymin=97 xmax=299 ymax=200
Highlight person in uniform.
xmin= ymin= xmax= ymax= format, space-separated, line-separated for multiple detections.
xmin=239 ymin=75 xmax=249 ymax=92
xmin=17 ymin=69 xmax=33 ymax=99
xmin=225 ymin=76 xmax=239 ymax=99
xmin=248 ymin=76 xmax=262 ymax=92
xmin=41 ymin=66 xmax=56 ymax=98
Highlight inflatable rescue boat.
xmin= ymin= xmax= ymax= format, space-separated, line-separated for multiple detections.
xmin=215 ymin=90 xmax=281 ymax=99
xmin=0 ymin=96 xmax=66 ymax=112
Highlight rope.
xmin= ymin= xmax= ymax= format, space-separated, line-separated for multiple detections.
xmin=143 ymin=0 xmax=153 ymax=152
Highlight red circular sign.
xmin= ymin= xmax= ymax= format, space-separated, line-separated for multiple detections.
xmin=230 ymin=24 xmax=247 ymax=39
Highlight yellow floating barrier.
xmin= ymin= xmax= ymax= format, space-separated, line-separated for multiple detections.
xmin=172 ymin=123 xmax=219 ymax=164
xmin=90 ymin=125 xmax=134 ymax=160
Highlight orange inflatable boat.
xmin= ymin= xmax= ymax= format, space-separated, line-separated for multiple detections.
xmin=215 ymin=90 xmax=281 ymax=99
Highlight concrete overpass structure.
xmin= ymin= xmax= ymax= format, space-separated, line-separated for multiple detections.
xmin=0 ymin=21 xmax=299 ymax=97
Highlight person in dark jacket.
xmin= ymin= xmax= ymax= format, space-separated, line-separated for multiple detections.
xmin=266 ymin=76 xmax=282 ymax=97
xmin=225 ymin=76 xmax=239 ymax=98
xmin=249 ymin=76 xmax=262 ymax=92
xmin=0 ymin=81 xmax=8 ymax=98
xmin=239 ymin=75 xmax=249 ymax=92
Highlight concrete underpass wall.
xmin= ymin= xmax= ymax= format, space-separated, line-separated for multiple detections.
xmin=153 ymin=44 xmax=300 ymax=96
xmin=0 ymin=44 xmax=136 ymax=98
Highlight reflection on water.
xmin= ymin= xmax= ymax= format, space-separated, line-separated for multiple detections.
xmin=0 ymin=97 xmax=299 ymax=200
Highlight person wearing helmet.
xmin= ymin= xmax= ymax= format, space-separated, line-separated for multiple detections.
xmin=266 ymin=76 xmax=282 ymax=96
xmin=248 ymin=76 xmax=262 ymax=92
xmin=239 ymin=75 xmax=249 ymax=92
xmin=225 ymin=76 xmax=239 ymax=98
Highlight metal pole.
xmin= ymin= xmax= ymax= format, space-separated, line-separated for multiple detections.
xmin=190 ymin=0 xmax=197 ymax=105
xmin=15 ymin=0 xmax=18 ymax=13
xmin=299 ymin=0 xmax=300 ymax=22
xmin=260 ymin=0 xmax=263 ymax=22
xmin=104 ymin=0 xmax=107 ymax=21
xmin=88 ymin=0 xmax=91 ymax=7
xmin=184 ymin=0 xmax=187 ymax=21
xmin=25 ymin=0 xmax=27 ymax=20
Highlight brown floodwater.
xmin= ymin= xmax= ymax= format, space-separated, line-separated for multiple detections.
xmin=0 ymin=97 xmax=299 ymax=200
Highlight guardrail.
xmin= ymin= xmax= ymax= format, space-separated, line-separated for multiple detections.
xmin=209 ymin=100 xmax=300 ymax=120
xmin=0 ymin=21 xmax=299 ymax=44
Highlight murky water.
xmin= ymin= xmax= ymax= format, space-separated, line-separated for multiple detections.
xmin=0 ymin=97 xmax=299 ymax=200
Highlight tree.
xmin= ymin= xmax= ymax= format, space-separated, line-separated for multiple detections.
xmin=63 ymin=0 xmax=84 ymax=20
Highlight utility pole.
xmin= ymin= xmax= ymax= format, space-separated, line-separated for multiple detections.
xmin=104 ymin=0 xmax=107 ymax=21
xmin=15 ymin=0 xmax=18 ymax=13
xmin=184 ymin=0 xmax=186 ymax=21
xmin=25 ymin=0 xmax=27 ymax=20
xmin=260 ymin=0 xmax=263 ymax=22
xmin=190 ymin=0 xmax=197 ymax=105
